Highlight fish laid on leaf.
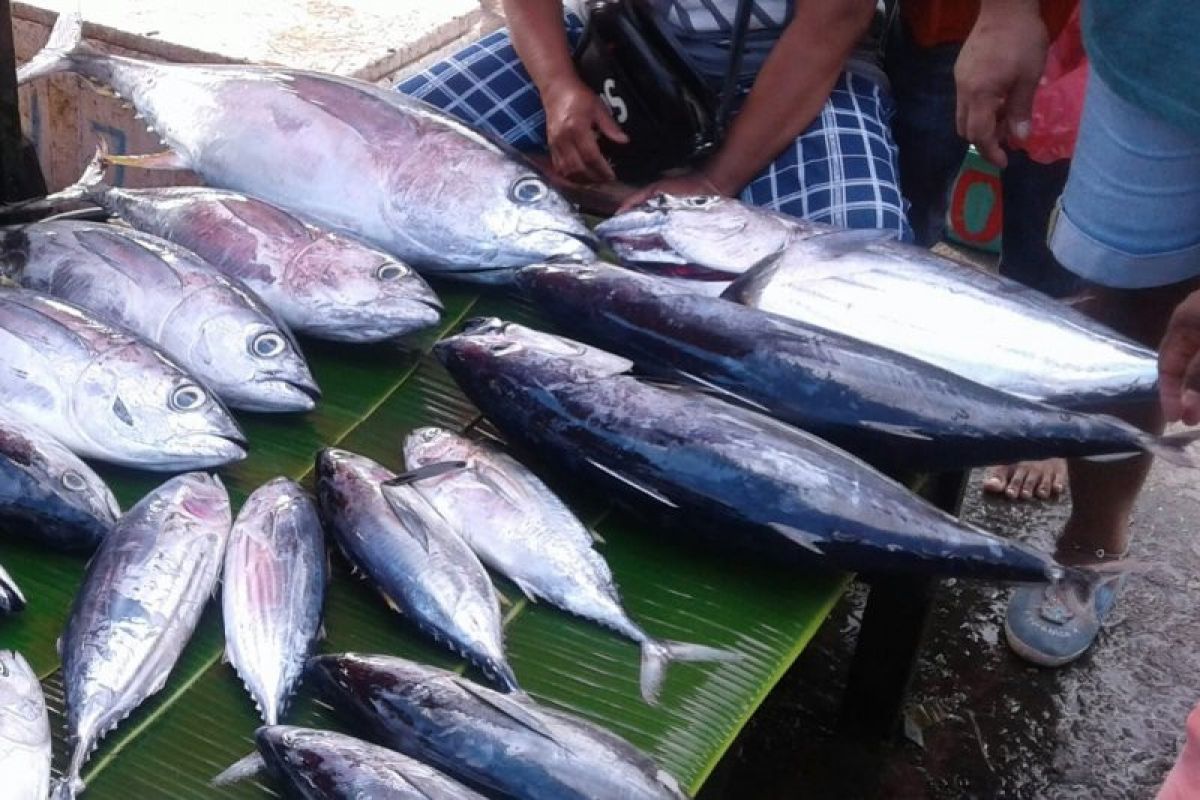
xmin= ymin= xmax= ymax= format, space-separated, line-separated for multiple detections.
xmin=0 ymin=220 xmax=319 ymax=412
xmin=401 ymin=426 xmax=735 ymax=703
xmin=213 ymin=725 xmax=487 ymax=800
xmin=0 ymin=651 xmax=51 ymax=800
xmin=435 ymin=318 xmax=1101 ymax=584
xmin=56 ymin=472 xmax=231 ymax=800
xmin=222 ymin=477 xmax=327 ymax=726
xmin=45 ymin=151 xmax=442 ymax=342
xmin=0 ymin=288 xmax=245 ymax=470
xmin=0 ymin=408 xmax=119 ymax=550
xmin=18 ymin=13 xmax=595 ymax=281
xmin=517 ymin=263 xmax=1196 ymax=471
xmin=0 ymin=564 xmax=25 ymax=616
xmin=311 ymin=653 xmax=689 ymax=800
xmin=316 ymin=449 xmax=517 ymax=691
xmin=598 ymin=194 xmax=1158 ymax=407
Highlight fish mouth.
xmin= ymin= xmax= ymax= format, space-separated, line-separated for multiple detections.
xmin=234 ymin=379 xmax=322 ymax=413
xmin=163 ymin=433 xmax=247 ymax=468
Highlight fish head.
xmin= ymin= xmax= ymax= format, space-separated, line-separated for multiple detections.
xmin=402 ymin=426 xmax=473 ymax=468
xmin=315 ymin=448 xmax=391 ymax=507
xmin=72 ymin=341 xmax=246 ymax=468
xmin=170 ymin=285 xmax=319 ymax=412
xmin=0 ymin=417 xmax=121 ymax=525
xmin=595 ymin=194 xmax=807 ymax=281
xmin=434 ymin=317 xmax=634 ymax=387
xmin=285 ymin=234 xmax=442 ymax=341
xmin=0 ymin=650 xmax=42 ymax=725
xmin=255 ymin=725 xmax=324 ymax=772
xmin=308 ymin=652 xmax=459 ymax=733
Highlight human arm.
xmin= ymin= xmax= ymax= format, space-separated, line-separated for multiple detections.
xmin=954 ymin=0 xmax=1048 ymax=168
xmin=618 ymin=0 xmax=876 ymax=211
xmin=1158 ymin=290 xmax=1200 ymax=425
xmin=502 ymin=0 xmax=628 ymax=182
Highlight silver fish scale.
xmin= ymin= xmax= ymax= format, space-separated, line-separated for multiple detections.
xmin=0 ymin=651 xmax=50 ymax=800
xmin=222 ymin=478 xmax=326 ymax=726
xmin=57 ymin=473 xmax=231 ymax=798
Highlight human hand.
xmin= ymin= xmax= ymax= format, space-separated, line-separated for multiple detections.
xmin=616 ymin=172 xmax=726 ymax=214
xmin=954 ymin=0 xmax=1048 ymax=168
xmin=542 ymin=77 xmax=629 ymax=183
xmin=1159 ymin=289 xmax=1200 ymax=424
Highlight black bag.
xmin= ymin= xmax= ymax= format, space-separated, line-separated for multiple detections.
xmin=572 ymin=0 xmax=752 ymax=182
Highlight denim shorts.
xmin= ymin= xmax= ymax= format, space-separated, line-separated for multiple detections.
xmin=1049 ymin=69 xmax=1200 ymax=289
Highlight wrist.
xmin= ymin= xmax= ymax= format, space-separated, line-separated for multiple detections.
xmin=538 ymin=73 xmax=587 ymax=106
xmin=700 ymin=157 xmax=748 ymax=197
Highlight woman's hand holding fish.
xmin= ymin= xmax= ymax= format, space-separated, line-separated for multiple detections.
xmin=617 ymin=172 xmax=725 ymax=213
xmin=1159 ymin=289 xmax=1200 ymax=425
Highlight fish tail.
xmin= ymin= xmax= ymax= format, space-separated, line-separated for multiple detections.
xmin=1137 ymin=428 xmax=1200 ymax=468
xmin=18 ymin=13 xmax=98 ymax=85
xmin=58 ymin=143 xmax=112 ymax=204
xmin=639 ymin=640 xmax=741 ymax=705
xmin=490 ymin=658 xmax=522 ymax=694
xmin=211 ymin=751 xmax=266 ymax=787
xmin=50 ymin=773 xmax=83 ymax=800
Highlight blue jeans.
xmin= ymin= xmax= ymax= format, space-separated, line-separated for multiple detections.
xmin=885 ymin=21 xmax=1080 ymax=298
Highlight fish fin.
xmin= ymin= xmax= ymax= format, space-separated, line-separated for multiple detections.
xmin=221 ymin=647 xmax=230 ymax=665
xmin=383 ymin=460 xmax=468 ymax=486
xmin=857 ymin=420 xmax=934 ymax=441
xmin=589 ymin=527 xmax=606 ymax=545
xmin=639 ymin=640 xmax=741 ymax=704
xmin=511 ymin=577 xmax=540 ymax=602
xmin=379 ymin=485 xmax=433 ymax=553
xmin=673 ymin=370 xmax=773 ymax=412
xmin=584 ymin=458 xmax=678 ymax=508
xmin=18 ymin=13 xmax=98 ymax=85
xmin=102 ymin=149 xmax=192 ymax=172
xmin=496 ymin=588 xmax=514 ymax=608
xmin=1138 ymin=428 xmax=1200 ymax=468
xmin=211 ymin=752 xmax=266 ymax=787
xmin=457 ymin=680 xmax=563 ymax=744
xmin=803 ymin=228 xmax=899 ymax=258
xmin=51 ymin=777 xmax=83 ymax=800
xmin=48 ymin=143 xmax=111 ymax=205
xmin=767 ymin=522 xmax=826 ymax=555
xmin=55 ymin=636 xmax=62 ymax=658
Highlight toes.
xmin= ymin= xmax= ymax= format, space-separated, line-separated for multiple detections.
xmin=1006 ymin=465 xmax=1030 ymax=499
xmin=1049 ymin=458 xmax=1067 ymax=497
xmin=983 ymin=464 xmax=1013 ymax=494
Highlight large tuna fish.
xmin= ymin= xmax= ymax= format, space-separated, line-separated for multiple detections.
xmin=46 ymin=152 xmax=442 ymax=342
xmin=435 ymin=319 xmax=1095 ymax=583
xmin=401 ymin=427 xmax=735 ymax=703
xmin=213 ymin=725 xmax=487 ymax=800
xmin=0 ymin=220 xmax=319 ymax=412
xmin=0 ymin=288 xmax=245 ymax=470
xmin=597 ymin=195 xmax=1158 ymax=407
xmin=0 ymin=565 xmax=25 ymax=616
xmin=56 ymin=472 xmax=231 ymax=800
xmin=18 ymin=14 xmax=595 ymax=281
xmin=310 ymin=653 xmax=689 ymax=800
xmin=0 ymin=651 xmax=51 ymax=799
xmin=316 ymin=449 xmax=517 ymax=691
xmin=222 ymin=478 xmax=326 ymax=725
xmin=516 ymin=263 xmax=1195 ymax=471
xmin=0 ymin=408 xmax=119 ymax=550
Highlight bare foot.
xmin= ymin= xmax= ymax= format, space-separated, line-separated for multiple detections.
xmin=982 ymin=459 xmax=1067 ymax=500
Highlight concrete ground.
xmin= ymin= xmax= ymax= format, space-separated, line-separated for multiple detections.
xmin=701 ymin=453 xmax=1200 ymax=799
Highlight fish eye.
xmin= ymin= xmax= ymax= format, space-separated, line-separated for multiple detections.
xmin=251 ymin=332 xmax=287 ymax=358
xmin=61 ymin=470 xmax=87 ymax=492
xmin=509 ymin=176 xmax=549 ymax=205
xmin=376 ymin=263 xmax=407 ymax=281
xmin=170 ymin=383 xmax=206 ymax=412
xmin=490 ymin=341 xmax=523 ymax=356
xmin=684 ymin=196 xmax=718 ymax=208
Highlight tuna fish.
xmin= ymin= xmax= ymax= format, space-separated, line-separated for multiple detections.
xmin=0 ymin=651 xmax=51 ymax=799
xmin=213 ymin=725 xmax=488 ymax=800
xmin=516 ymin=263 xmax=1196 ymax=471
xmin=596 ymin=195 xmax=1159 ymax=407
xmin=0 ymin=408 xmax=119 ymax=550
xmin=400 ymin=427 xmax=735 ymax=703
xmin=45 ymin=151 xmax=442 ymax=343
xmin=316 ymin=449 xmax=517 ymax=691
xmin=434 ymin=318 xmax=1097 ymax=583
xmin=222 ymin=478 xmax=327 ymax=726
xmin=310 ymin=653 xmax=689 ymax=800
xmin=0 ymin=220 xmax=319 ymax=412
xmin=0 ymin=565 xmax=25 ymax=616
xmin=0 ymin=288 xmax=246 ymax=470
xmin=18 ymin=13 xmax=595 ymax=281
xmin=55 ymin=472 xmax=231 ymax=800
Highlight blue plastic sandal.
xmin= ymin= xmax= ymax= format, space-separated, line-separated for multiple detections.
xmin=1004 ymin=573 xmax=1125 ymax=667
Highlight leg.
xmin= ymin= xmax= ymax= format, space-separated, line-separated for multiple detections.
xmin=739 ymin=72 xmax=913 ymax=242
xmin=1004 ymin=70 xmax=1200 ymax=666
xmin=393 ymin=14 xmax=586 ymax=151
xmin=883 ymin=21 xmax=969 ymax=247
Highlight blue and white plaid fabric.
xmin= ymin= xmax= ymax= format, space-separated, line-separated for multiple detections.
xmin=396 ymin=15 xmax=911 ymax=240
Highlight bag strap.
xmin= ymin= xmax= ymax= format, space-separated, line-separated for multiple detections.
xmin=714 ymin=0 xmax=754 ymax=131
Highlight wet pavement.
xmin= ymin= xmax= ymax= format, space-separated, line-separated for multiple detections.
xmin=700 ymin=452 xmax=1200 ymax=799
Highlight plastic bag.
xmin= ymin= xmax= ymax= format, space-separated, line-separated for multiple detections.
xmin=1015 ymin=6 xmax=1086 ymax=164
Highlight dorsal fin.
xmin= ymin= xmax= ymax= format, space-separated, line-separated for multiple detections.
xmin=455 ymin=679 xmax=565 ymax=747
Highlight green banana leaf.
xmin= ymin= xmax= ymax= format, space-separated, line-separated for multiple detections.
xmin=0 ymin=285 xmax=847 ymax=797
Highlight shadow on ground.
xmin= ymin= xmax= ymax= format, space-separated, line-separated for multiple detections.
xmin=700 ymin=454 xmax=1200 ymax=799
